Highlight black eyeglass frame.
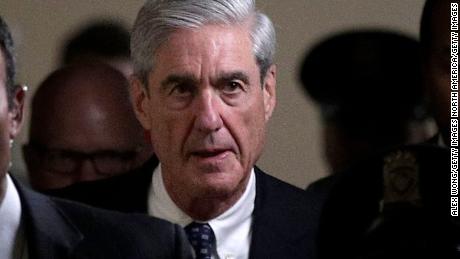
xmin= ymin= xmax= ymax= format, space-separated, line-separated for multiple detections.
xmin=23 ymin=142 xmax=142 ymax=176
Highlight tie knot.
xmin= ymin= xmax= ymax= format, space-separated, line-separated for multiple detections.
xmin=184 ymin=222 xmax=215 ymax=259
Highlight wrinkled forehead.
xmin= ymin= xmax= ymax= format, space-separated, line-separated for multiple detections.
xmin=155 ymin=20 xmax=253 ymax=56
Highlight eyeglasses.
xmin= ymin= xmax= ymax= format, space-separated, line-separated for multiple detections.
xmin=23 ymin=143 xmax=141 ymax=176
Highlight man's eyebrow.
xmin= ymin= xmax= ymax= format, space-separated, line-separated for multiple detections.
xmin=160 ymin=73 xmax=198 ymax=90
xmin=215 ymin=71 xmax=250 ymax=85
xmin=159 ymin=71 xmax=251 ymax=90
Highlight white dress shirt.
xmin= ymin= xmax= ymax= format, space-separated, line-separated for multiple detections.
xmin=0 ymin=174 xmax=26 ymax=259
xmin=148 ymin=165 xmax=256 ymax=259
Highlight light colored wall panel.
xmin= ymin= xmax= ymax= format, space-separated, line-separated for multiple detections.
xmin=0 ymin=0 xmax=425 ymax=188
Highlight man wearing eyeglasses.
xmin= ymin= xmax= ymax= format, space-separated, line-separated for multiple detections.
xmin=0 ymin=15 xmax=192 ymax=259
xmin=23 ymin=64 xmax=156 ymax=191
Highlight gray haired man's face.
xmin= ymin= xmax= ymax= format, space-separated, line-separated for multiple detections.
xmin=132 ymin=23 xmax=276 ymax=200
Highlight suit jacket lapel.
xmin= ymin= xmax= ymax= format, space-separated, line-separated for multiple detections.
xmin=14 ymin=180 xmax=83 ymax=259
xmin=249 ymin=168 xmax=317 ymax=259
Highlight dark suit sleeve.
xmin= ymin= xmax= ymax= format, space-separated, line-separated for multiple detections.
xmin=48 ymin=198 xmax=193 ymax=259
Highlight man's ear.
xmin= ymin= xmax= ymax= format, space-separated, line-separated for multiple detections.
xmin=129 ymin=75 xmax=152 ymax=130
xmin=262 ymin=64 xmax=276 ymax=122
xmin=8 ymin=85 xmax=26 ymax=139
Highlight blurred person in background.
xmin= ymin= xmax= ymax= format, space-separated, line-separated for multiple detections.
xmin=0 ymin=15 xmax=191 ymax=259
xmin=23 ymin=64 xmax=155 ymax=192
xmin=420 ymin=0 xmax=454 ymax=146
xmin=60 ymin=19 xmax=132 ymax=77
xmin=299 ymin=30 xmax=433 ymax=176
xmin=311 ymin=2 xmax=460 ymax=257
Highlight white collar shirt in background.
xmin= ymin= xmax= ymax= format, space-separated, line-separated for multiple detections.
xmin=0 ymin=174 xmax=27 ymax=259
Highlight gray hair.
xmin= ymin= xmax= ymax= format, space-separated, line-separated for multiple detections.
xmin=0 ymin=16 xmax=18 ymax=109
xmin=131 ymin=0 xmax=276 ymax=85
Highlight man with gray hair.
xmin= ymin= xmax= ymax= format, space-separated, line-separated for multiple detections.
xmin=0 ymin=14 xmax=192 ymax=259
xmin=130 ymin=0 xmax=318 ymax=258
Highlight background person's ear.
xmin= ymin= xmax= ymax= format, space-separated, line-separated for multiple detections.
xmin=8 ymin=85 xmax=26 ymax=139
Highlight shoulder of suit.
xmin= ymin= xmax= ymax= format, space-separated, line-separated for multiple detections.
xmin=254 ymin=167 xmax=308 ymax=196
xmin=253 ymin=167 xmax=314 ymax=215
xmin=22 ymin=193 xmax=177 ymax=250
xmin=52 ymin=196 xmax=175 ymax=231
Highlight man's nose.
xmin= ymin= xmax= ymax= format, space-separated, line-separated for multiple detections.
xmin=193 ymin=89 xmax=223 ymax=133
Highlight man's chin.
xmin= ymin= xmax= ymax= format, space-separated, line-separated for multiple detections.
xmin=193 ymin=173 xmax=245 ymax=198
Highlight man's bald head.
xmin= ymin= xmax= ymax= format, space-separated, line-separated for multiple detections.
xmin=25 ymin=64 xmax=152 ymax=190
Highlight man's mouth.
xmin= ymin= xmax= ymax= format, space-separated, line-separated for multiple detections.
xmin=191 ymin=149 xmax=231 ymax=159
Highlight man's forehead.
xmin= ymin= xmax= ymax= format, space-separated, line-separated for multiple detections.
xmin=151 ymin=25 xmax=254 ymax=70
xmin=154 ymin=24 xmax=251 ymax=57
xmin=164 ymin=24 xmax=249 ymax=47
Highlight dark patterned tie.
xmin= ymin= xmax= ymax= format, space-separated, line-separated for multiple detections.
xmin=184 ymin=222 xmax=215 ymax=259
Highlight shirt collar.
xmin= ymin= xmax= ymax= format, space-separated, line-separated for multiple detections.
xmin=207 ymin=169 xmax=255 ymax=259
xmin=148 ymin=164 xmax=255 ymax=226
xmin=148 ymin=164 xmax=256 ymax=258
xmin=148 ymin=165 xmax=193 ymax=226
xmin=0 ymin=174 xmax=22 ymax=259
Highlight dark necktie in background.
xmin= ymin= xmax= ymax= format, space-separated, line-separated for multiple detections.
xmin=185 ymin=222 xmax=215 ymax=259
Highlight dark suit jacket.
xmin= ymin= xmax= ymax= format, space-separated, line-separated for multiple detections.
xmin=307 ymin=144 xmax=456 ymax=259
xmin=47 ymin=163 xmax=320 ymax=258
xmin=250 ymin=167 xmax=319 ymax=259
xmin=45 ymin=157 xmax=158 ymax=213
xmin=14 ymin=179 xmax=192 ymax=258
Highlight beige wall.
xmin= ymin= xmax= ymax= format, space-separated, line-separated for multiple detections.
xmin=1 ymin=0 xmax=425 ymax=188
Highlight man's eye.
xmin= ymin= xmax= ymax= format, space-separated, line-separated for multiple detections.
xmin=170 ymin=83 xmax=193 ymax=97
xmin=222 ymin=81 xmax=244 ymax=94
